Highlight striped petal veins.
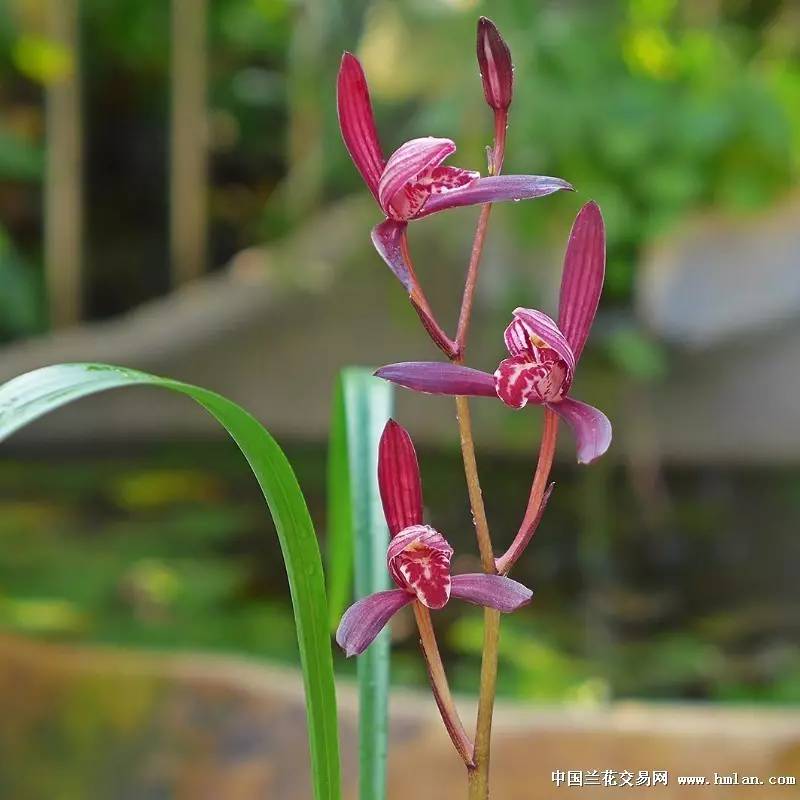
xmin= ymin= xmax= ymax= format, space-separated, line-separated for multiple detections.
xmin=494 ymin=309 xmax=575 ymax=407
xmin=387 ymin=524 xmax=453 ymax=609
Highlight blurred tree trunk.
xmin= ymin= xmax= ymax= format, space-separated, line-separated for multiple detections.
xmin=45 ymin=0 xmax=83 ymax=328
xmin=170 ymin=0 xmax=207 ymax=286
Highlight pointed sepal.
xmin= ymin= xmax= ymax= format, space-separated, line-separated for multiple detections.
xmin=375 ymin=362 xmax=497 ymax=397
xmin=450 ymin=573 xmax=532 ymax=612
xmin=378 ymin=419 xmax=424 ymax=536
xmin=558 ymin=201 xmax=606 ymax=363
xmin=337 ymin=52 xmax=385 ymax=201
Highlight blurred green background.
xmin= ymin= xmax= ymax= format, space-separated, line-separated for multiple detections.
xmin=1 ymin=0 xmax=799 ymax=751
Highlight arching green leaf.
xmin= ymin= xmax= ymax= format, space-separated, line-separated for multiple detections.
xmin=0 ymin=363 xmax=340 ymax=800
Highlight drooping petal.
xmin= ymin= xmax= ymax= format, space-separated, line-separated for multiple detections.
xmin=416 ymin=174 xmax=573 ymax=218
xmin=378 ymin=419 xmax=424 ymax=536
xmin=388 ymin=525 xmax=453 ymax=609
xmin=558 ymin=201 xmax=606 ymax=362
xmin=504 ymin=308 xmax=576 ymax=377
xmin=546 ymin=396 xmax=612 ymax=464
xmin=375 ymin=362 xmax=497 ymax=397
xmin=336 ymin=588 xmax=414 ymax=657
xmin=371 ymin=219 xmax=413 ymax=292
xmin=477 ymin=17 xmax=514 ymax=112
xmin=378 ymin=137 xmax=456 ymax=219
xmin=450 ymin=573 xmax=533 ymax=612
xmin=337 ymin=53 xmax=385 ymax=202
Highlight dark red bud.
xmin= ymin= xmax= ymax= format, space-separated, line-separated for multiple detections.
xmin=378 ymin=420 xmax=424 ymax=537
xmin=477 ymin=17 xmax=513 ymax=112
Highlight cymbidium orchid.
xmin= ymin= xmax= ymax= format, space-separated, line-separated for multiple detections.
xmin=337 ymin=51 xmax=572 ymax=355
xmin=335 ymin=18 xmax=614 ymax=797
xmin=375 ymin=201 xmax=612 ymax=466
xmin=336 ymin=419 xmax=532 ymax=658
xmin=477 ymin=17 xmax=513 ymax=114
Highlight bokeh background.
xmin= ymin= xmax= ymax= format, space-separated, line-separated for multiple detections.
xmin=1 ymin=0 xmax=799 ymax=797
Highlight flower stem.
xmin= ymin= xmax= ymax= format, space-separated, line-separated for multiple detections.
xmin=454 ymin=395 xmax=495 ymax=572
xmin=455 ymin=205 xmax=493 ymax=354
xmin=455 ymin=109 xmax=507 ymax=354
xmin=453 ymin=398 xmax=499 ymax=799
xmin=413 ymin=601 xmax=475 ymax=767
xmin=454 ymin=107 xmax=508 ymax=799
xmin=496 ymin=408 xmax=560 ymax=575
xmin=490 ymin=109 xmax=508 ymax=175
xmin=467 ymin=607 xmax=500 ymax=798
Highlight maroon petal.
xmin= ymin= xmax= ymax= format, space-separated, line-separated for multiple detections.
xmin=546 ymin=396 xmax=611 ymax=464
xmin=337 ymin=52 xmax=385 ymax=202
xmin=494 ymin=354 xmax=548 ymax=409
xmin=378 ymin=137 xmax=456 ymax=219
xmin=371 ymin=219 xmax=412 ymax=292
xmin=402 ymin=164 xmax=480 ymax=220
xmin=336 ymin=588 xmax=414 ymax=657
xmin=450 ymin=573 xmax=533 ymax=612
xmin=477 ymin=17 xmax=513 ymax=112
xmin=504 ymin=308 xmax=576 ymax=376
xmin=416 ymin=174 xmax=572 ymax=218
xmin=387 ymin=525 xmax=453 ymax=609
xmin=558 ymin=201 xmax=606 ymax=362
xmin=375 ymin=362 xmax=497 ymax=397
xmin=378 ymin=419 xmax=424 ymax=536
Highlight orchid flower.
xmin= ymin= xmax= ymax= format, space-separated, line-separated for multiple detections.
xmin=337 ymin=52 xmax=572 ymax=350
xmin=336 ymin=419 xmax=533 ymax=657
xmin=477 ymin=16 xmax=513 ymax=114
xmin=374 ymin=202 xmax=612 ymax=465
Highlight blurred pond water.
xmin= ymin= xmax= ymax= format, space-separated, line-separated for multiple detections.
xmin=0 ymin=440 xmax=798 ymax=706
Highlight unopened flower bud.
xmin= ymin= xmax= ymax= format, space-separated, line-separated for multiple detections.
xmin=476 ymin=17 xmax=513 ymax=112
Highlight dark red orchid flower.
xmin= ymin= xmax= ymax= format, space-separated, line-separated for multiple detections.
xmin=374 ymin=202 xmax=612 ymax=465
xmin=337 ymin=52 xmax=572 ymax=297
xmin=336 ymin=420 xmax=533 ymax=657
xmin=477 ymin=16 xmax=513 ymax=113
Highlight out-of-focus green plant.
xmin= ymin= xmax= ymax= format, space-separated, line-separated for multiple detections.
xmin=0 ymin=364 xmax=342 ymax=800
xmin=0 ymin=227 xmax=43 ymax=341
xmin=327 ymin=368 xmax=393 ymax=800
xmin=449 ymin=616 xmax=609 ymax=704
xmin=335 ymin=0 xmax=797 ymax=304
xmin=0 ymin=128 xmax=42 ymax=180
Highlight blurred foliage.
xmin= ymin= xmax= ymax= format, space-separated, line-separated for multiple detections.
xmin=449 ymin=615 xmax=610 ymax=704
xmin=0 ymin=443 xmax=798 ymax=705
xmin=0 ymin=448 xmax=303 ymax=659
xmin=605 ymin=325 xmax=669 ymax=382
xmin=0 ymin=227 xmax=43 ymax=340
xmin=338 ymin=0 xmax=798 ymax=305
xmin=0 ymin=128 xmax=41 ymax=180
xmin=0 ymin=0 xmax=795 ymax=339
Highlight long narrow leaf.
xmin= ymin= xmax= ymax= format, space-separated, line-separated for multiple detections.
xmin=0 ymin=363 xmax=341 ymax=800
xmin=327 ymin=368 xmax=393 ymax=800
xmin=327 ymin=375 xmax=355 ymax=631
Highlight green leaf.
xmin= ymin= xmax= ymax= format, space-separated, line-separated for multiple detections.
xmin=0 ymin=363 xmax=340 ymax=800
xmin=327 ymin=368 xmax=393 ymax=800
xmin=326 ymin=375 xmax=354 ymax=631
